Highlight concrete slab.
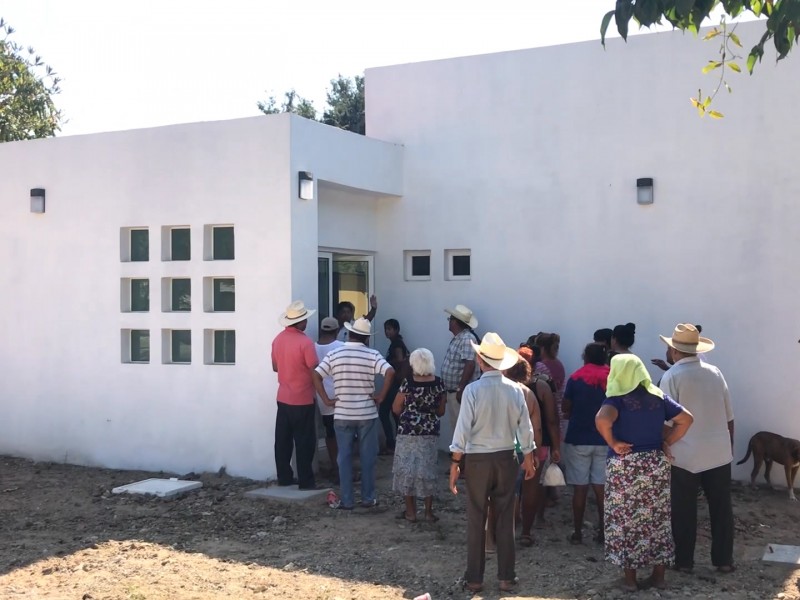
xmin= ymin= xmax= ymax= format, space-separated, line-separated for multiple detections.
xmin=763 ymin=544 xmax=800 ymax=564
xmin=245 ymin=485 xmax=331 ymax=503
xmin=112 ymin=478 xmax=202 ymax=498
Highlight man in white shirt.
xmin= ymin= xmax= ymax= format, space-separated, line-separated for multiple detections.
xmin=659 ymin=324 xmax=735 ymax=574
xmin=315 ymin=317 xmax=345 ymax=483
xmin=449 ymin=332 xmax=536 ymax=594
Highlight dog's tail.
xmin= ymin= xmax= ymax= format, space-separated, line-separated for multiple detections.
xmin=736 ymin=440 xmax=753 ymax=465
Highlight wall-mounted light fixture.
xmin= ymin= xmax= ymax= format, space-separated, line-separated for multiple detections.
xmin=636 ymin=177 xmax=654 ymax=205
xmin=298 ymin=171 xmax=314 ymax=201
xmin=30 ymin=188 xmax=46 ymax=213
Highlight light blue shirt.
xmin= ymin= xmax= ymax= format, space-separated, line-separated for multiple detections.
xmin=450 ymin=370 xmax=535 ymax=455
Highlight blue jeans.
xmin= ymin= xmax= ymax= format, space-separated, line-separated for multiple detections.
xmin=334 ymin=418 xmax=379 ymax=508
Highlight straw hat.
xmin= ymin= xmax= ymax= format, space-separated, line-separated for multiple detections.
xmin=470 ymin=332 xmax=519 ymax=370
xmin=279 ymin=300 xmax=316 ymax=327
xmin=344 ymin=317 xmax=374 ymax=336
xmin=659 ymin=323 xmax=715 ymax=354
xmin=444 ymin=304 xmax=478 ymax=329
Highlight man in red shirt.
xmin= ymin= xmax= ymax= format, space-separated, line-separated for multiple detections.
xmin=271 ymin=300 xmax=320 ymax=489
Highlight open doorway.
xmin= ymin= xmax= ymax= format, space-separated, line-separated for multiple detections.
xmin=318 ymin=252 xmax=375 ymax=325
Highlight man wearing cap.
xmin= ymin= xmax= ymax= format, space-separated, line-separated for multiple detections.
xmin=659 ymin=324 xmax=735 ymax=574
xmin=336 ymin=295 xmax=379 ymax=342
xmin=271 ymin=301 xmax=320 ymax=489
xmin=449 ymin=332 xmax=536 ymax=594
xmin=441 ymin=304 xmax=480 ymax=446
xmin=313 ymin=318 xmax=395 ymax=509
xmin=315 ymin=317 xmax=345 ymax=483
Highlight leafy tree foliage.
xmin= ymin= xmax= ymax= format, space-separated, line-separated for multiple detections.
xmin=258 ymin=75 xmax=365 ymax=135
xmin=0 ymin=19 xmax=62 ymax=142
xmin=601 ymin=1 xmax=799 ymax=73
xmin=322 ymin=75 xmax=365 ymax=135
xmin=257 ymin=89 xmax=317 ymax=120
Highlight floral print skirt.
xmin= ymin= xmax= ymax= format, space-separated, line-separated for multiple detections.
xmin=392 ymin=434 xmax=438 ymax=497
xmin=604 ymin=449 xmax=674 ymax=569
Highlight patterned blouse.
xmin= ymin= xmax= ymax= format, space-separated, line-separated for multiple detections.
xmin=397 ymin=377 xmax=446 ymax=436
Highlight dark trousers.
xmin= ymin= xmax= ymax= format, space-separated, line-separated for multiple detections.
xmin=671 ymin=463 xmax=734 ymax=568
xmin=274 ymin=402 xmax=316 ymax=488
xmin=464 ymin=451 xmax=519 ymax=584
xmin=378 ymin=386 xmax=398 ymax=449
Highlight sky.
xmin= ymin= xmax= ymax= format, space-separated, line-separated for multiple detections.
xmin=0 ymin=1 xmax=738 ymax=136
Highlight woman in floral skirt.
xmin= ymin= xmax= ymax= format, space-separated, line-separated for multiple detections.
xmin=595 ymin=354 xmax=693 ymax=591
xmin=392 ymin=348 xmax=446 ymax=522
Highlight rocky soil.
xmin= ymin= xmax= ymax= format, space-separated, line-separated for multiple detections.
xmin=1 ymin=454 xmax=799 ymax=599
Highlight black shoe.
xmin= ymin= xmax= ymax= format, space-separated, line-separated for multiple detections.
xmin=278 ymin=478 xmax=298 ymax=487
xmin=298 ymin=483 xmax=322 ymax=491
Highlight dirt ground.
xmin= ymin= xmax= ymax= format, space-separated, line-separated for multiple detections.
xmin=1 ymin=454 xmax=800 ymax=600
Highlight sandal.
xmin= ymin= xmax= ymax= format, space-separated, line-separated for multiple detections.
xmin=568 ymin=532 xmax=583 ymax=545
xmin=464 ymin=581 xmax=483 ymax=593
xmin=499 ymin=578 xmax=518 ymax=592
xmin=519 ymin=534 xmax=533 ymax=547
xmin=717 ymin=565 xmax=736 ymax=574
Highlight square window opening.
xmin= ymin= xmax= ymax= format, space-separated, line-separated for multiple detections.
xmin=213 ymin=278 xmax=235 ymax=312
xmin=403 ymin=250 xmax=432 ymax=282
xmin=171 ymin=278 xmax=191 ymax=312
xmin=213 ymin=226 xmax=235 ymax=260
xmin=130 ymin=229 xmax=149 ymax=262
xmin=130 ymin=279 xmax=150 ymax=312
xmin=214 ymin=330 xmax=236 ymax=364
xmin=170 ymin=330 xmax=192 ymax=364
xmin=445 ymin=249 xmax=471 ymax=281
xmin=171 ymin=227 xmax=191 ymax=261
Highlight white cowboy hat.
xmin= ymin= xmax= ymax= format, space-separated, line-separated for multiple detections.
xmin=470 ymin=332 xmax=520 ymax=371
xmin=444 ymin=304 xmax=478 ymax=329
xmin=344 ymin=317 xmax=374 ymax=336
xmin=279 ymin=300 xmax=316 ymax=327
xmin=659 ymin=323 xmax=715 ymax=354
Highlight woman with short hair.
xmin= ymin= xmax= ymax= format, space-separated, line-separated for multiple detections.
xmin=392 ymin=348 xmax=446 ymax=522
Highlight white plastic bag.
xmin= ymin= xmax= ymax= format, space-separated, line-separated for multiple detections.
xmin=542 ymin=462 xmax=566 ymax=487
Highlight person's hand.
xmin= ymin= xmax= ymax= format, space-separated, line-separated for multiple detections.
xmin=370 ymin=294 xmax=378 ymax=309
xmin=522 ymin=459 xmax=536 ymax=481
xmin=324 ymin=396 xmax=338 ymax=407
xmin=455 ymin=389 xmax=463 ymax=404
xmin=449 ymin=463 xmax=460 ymax=495
xmin=551 ymin=449 xmax=561 ymax=463
xmin=651 ymin=358 xmax=669 ymax=371
xmin=662 ymin=441 xmax=674 ymax=461
xmin=372 ymin=392 xmax=385 ymax=405
xmin=610 ymin=439 xmax=633 ymax=455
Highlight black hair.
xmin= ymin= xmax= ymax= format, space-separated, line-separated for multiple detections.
xmin=584 ymin=342 xmax=607 ymax=366
xmin=612 ymin=322 xmax=636 ymax=349
xmin=336 ymin=301 xmax=355 ymax=315
xmin=694 ymin=324 xmax=703 ymax=333
xmin=348 ymin=332 xmax=369 ymax=344
xmin=593 ymin=328 xmax=613 ymax=346
xmin=384 ymin=318 xmax=400 ymax=330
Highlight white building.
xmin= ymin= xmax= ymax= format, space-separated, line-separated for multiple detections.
xmin=1 ymin=21 xmax=797 ymax=480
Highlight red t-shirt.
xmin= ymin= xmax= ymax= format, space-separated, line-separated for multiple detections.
xmin=271 ymin=327 xmax=319 ymax=405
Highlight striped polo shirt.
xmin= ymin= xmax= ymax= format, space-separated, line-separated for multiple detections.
xmin=315 ymin=342 xmax=391 ymax=421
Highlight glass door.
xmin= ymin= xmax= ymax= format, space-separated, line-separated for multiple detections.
xmin=332 ymin=254 xmax=374 ymax=321
xmin=318 ymin=252 xmax=333 ymax=323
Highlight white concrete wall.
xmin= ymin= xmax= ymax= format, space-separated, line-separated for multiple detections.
xmin=0 ymin=116 xmax=294 ymax=479
xmin=366 ymin=21 xmax=800 ymax=479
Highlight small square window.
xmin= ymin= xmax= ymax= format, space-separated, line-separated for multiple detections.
xmin=130 ymin=229 xmax=149 ymax=262
xmin=213 ymin=226 xmax=235 ymax=260
xmin=171 ymin=278 xmax=191 ymax=311
xmin=130 ymin=330 xmax=150 ymax=363
xmin=171 ymin=330 xmax=191 ymax=364
xmin=403 ymin=250 xmax=432 ymax=281
xmin=130 ymin=279 xmax=149 ymax=312
xmin=171 ymin=228 xmax=191 ymax=261
xmin=213 ymin=278 xmax=235 ymax=312
xmin=445 ymin=249 xmax=471 ymax=281
xmin=214 ymin=330 xmax=236 ymax=364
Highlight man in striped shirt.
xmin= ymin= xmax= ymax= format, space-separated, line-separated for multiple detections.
xmin=313 ymin=318 xmax=394 ymax=509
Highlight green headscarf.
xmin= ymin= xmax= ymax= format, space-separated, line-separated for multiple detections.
xmin=606 ymin=353 xmax=664 ymax=399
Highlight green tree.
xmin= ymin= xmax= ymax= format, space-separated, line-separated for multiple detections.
xmin=257 ymin=89 xmax=317 ymax=119
xmin=322 ymin=75 xmax=365 ymax=135
xmin=0 ymin=19 xmax=62 ymax=142
xmin=601 ymin=1 xmax=798 ymax=72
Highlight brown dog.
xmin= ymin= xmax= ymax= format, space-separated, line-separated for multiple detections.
xmin=737 ymin=431 xmax=800 ymax=500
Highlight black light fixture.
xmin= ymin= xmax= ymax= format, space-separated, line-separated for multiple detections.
xmin=30 ymin=188 xmax=46 ymax=213
xmin=298 ymin=171 xmax=314 ymax=201
xmin=636 ymin=177 xmax=654 ymax=205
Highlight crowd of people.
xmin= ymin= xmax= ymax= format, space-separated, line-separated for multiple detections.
xmin=271 ymin=298 xmax=736 ymax=594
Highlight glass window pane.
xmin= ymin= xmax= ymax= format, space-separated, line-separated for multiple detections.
xmin=131 ymin=279 xmax=149 ymax=312
xmin=131 ymin=330 xmax=150 ymax=362
xmin=452 ymin=255 xmax=471 ymax=277
xmin=318 ymin=257 xmax=330 ymax=321
xmin=213 ymin=278 xmax=235 ymax=312
xmin=130 ymin=229 xmax=149 ymax=262
xmin=171 ymin=278 xmax=191 ymax=311
xmin=411 ymin=255 xmax=430 ymax=277
xmin=214 ymin=330 xmax=236 ymax=364
xmin=171 ymin=228 xmax=190 ymax=261
xmin=213 ymin=227 xmax=234 ymax=260
xmin=171 ymin=330 xmax=191 ymax=363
